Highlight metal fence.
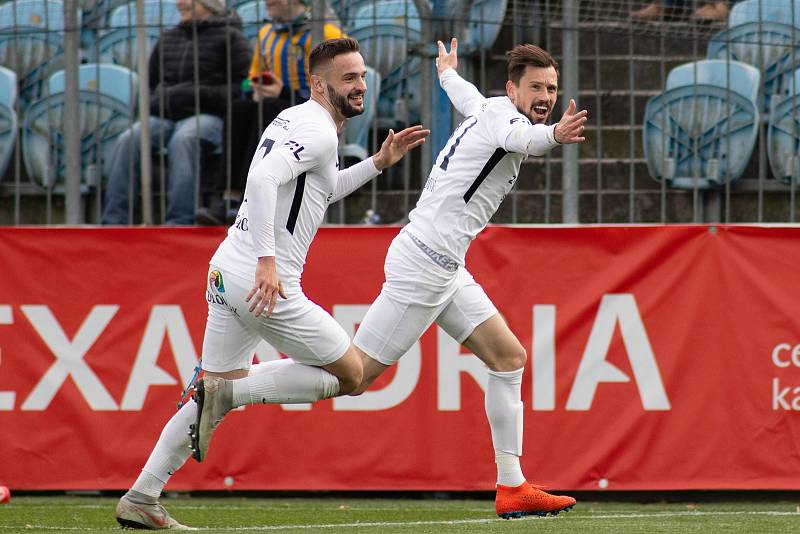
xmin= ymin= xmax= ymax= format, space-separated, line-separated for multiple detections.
xmin=0 ymin=0 xmax=799 ymax=225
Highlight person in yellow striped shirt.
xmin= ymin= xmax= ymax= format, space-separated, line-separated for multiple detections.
xmin=249 ymin=0 xmax=345 ymax=103
xmin=196 ymin=0 xmax=347 ymax=225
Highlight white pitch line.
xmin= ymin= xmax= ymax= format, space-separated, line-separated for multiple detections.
xmin=1 ymin=509 xmax=797 ymax=532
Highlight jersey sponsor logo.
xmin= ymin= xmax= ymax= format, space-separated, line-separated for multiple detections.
xmin=510 ymin=117 xmax=530 ymax=126
xmin=208 ymin=270 xmax=225 ymax=293
xmin=206 ymin=290 xmax=239 ymax=317
xmin=271 ymin=117 xmax=291 ymax=131
xmin=284 ymin=140 xmax=305 ymax=161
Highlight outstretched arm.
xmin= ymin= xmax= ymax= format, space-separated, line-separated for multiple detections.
xmin=504 ymin=99 xmax=588 ymax=157
xmin=332 ymin=125 xmax=429 ymax=202
xmin=437 ymin=38 xmax=486 ymax=117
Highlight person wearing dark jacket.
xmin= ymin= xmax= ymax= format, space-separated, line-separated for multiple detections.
xmin=102 ymin=0 xmax=251 ymax=225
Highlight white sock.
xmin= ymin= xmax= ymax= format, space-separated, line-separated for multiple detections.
xmin=134 ymin=400 xmax=196 ymax=498
xmin=486 ymin=367 xmax=526 ymax=487
xmin=231 ymin=359 xmax=340 ymax=406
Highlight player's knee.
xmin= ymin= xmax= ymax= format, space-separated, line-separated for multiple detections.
xmin=496 ymin=343 xmax=526 ymax=371
xmin=336 ymin=365 xmax=364 ymax=395
xmin=509 ymin=344 xmax=527 ymax=369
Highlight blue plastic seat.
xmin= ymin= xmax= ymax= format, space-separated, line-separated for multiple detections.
xmin=707 ymin=22 xmax=800 ymax=120
xmin=235 ymin=0 xmax=268 ymax=44
xmin=377 ymin=58 xmax=420 ymax=125
xmin=48 ymin=63 xmax=139 ymax=107
xmin=767 ymin=67 xmax=800 ymax=183
xmin=347 ymin=0 xmax=421 ymax=79
xmin=728 ymin=0 xmax=800 ymax=26
xmin=461 ymin=0 xmax=507 ymax=52
xmin=92 ymin=1 xmax=179 ymax=70
xmin=0 ymin=0 xmax=66 ymax=30
xmin=0 ymin=65 xmax=17 ymax=181
xmin=643 ymin=60 xmax=761 ymax=189
xmin=341 ymin=65 xmax=380 ymax=161
xmin=0 ymin=0 xmax=69 ymax=102
xmin=21 ymin=63 xmax=138 ymax=189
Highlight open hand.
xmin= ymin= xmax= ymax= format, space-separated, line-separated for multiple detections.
xmin=553 ymin=99 xmax=588 ymax=144
xmin=372 ymin=125 xmax=430 ymax=171
xmin=436 ymin=38 xmax=458 ymax=76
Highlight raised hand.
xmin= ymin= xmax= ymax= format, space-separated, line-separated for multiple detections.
xmin=372 ymin=125 xmax=430 ymax=171
xmin=436 ymin=37 xmax=458 ymax=76
xmin=553 ymin=99 xmax=588 ymax=144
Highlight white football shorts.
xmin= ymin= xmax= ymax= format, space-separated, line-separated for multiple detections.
xmin=201 ymin=265 xmax=350 ymax=372
xmin=353 ymin=230 xmax=498 ymax=365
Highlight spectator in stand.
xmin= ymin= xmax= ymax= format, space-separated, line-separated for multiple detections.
xmin=102 ymin=0 xmax=251 ymax=225
xmin=195 ymin=0 xmax=345 ymax=226
xmin=631 ymin=0 xmax=730 ymax=22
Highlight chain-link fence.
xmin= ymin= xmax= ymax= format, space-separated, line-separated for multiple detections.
xmin=1 ymin=0 xmax=799 ymax=225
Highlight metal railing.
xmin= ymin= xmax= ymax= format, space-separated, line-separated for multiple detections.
xmin=1 ymin=0 xmax=799 ymax=225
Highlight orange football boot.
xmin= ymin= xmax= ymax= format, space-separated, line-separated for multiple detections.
xmin=495 ymin=481 xmax=576 ymax=519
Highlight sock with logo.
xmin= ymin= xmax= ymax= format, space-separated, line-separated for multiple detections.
xmin=231 ymin=358 xmax=340 ymax=406
xmin=486 ymin=367 xmax=526 ymax=487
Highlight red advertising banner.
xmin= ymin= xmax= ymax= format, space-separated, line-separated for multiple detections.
xmin=0 ymin=226 xmax=799 ymax=491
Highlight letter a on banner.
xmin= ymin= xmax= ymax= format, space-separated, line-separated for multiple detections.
xmin=121 ymin=306 xmax=199 ymax=410
xmin=566 ymin=294 xmax=670 ymax=411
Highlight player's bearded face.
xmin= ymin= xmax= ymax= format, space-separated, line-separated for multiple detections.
xmin=511 ymin=65 xmax=558 ymax=125
xmin=326 ymin=83 xmax=365 ymax=118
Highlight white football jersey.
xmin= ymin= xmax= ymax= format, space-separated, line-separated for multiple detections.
xmin=211 ymin=99 xmax=339 ymax=289
xmin=406 ymin=69 xmax=559 ymax=265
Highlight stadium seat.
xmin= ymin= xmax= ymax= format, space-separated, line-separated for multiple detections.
xmin=347 ymin=0 xmax=421 ymax=79
xmin=48 ymin=63 xmax=139 ymax=108
xmin=235 ymin=0 xmax=268 ymax=44
xmin=0 ymin=65 xmax=18 ymax=181
xmin=377 ymin=58 xmax=421 ymax=126
xmin=21 ymin=64 xmax=138 ymax=189
xmin=767 ymin=67 xmax=800 ymax=184
xmin=643 ymin=59 xmax=761 ymax=189
xmin=707 ymin=22 xmax=800 ymax=121
xmin=92 ymin=0 xmax=179 ymax=70
xmin=340 ymin=65 xmax=380 ymax=161
xmin=728 ymin=0 xmax=800 ymax=27
xmin=0 ymin=0 xmax=68 ymax=102
xmin=461 ymin=0 xmax=507 ymax=53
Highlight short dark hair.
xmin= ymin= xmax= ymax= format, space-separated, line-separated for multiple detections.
xmin=309 ymin=37 xmax=360 ymax=74
xmin=506 ymin=44 xmax=559 ymax=85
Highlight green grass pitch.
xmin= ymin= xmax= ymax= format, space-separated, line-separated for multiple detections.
xmin=1 ymin=495 xmax=799 ymax=533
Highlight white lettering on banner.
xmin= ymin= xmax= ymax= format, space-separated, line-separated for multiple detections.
xmin=253 ymin=340 xmax=311 ymax=411
xmin=437 ymin=327 xmax=487 ymax=410
xmin=773 ymin=378 xmax=800 ymax=410
xmin=332 ymin=305 xmax=421 ymax=411
xmin=0 ymin=305 xmax=15 ymax=410
xmin=21 ymin=305 xmax=119 ymax=410
xmin=121 ymin=306 xmax=199 ymax=410
xmin=770 ymin=343 xmax=800 ymax=410
xmin=566 ymin=294 xmax=670 ymax=411
xmin=771 ymin=343 xmax=800 ymax=368
xmin=532 ymin=305 xmax=556 ymax=410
